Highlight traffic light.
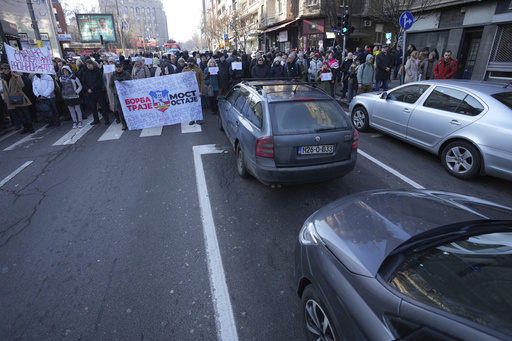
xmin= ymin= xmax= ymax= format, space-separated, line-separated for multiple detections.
xmin=337 ymin=15 xmax=343 ymax=28
xmin=342 ymin=12 xmax=350 ymax=34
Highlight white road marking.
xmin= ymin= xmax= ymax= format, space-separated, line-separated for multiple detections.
xmin=358 ymin=149 xmax=425 ymax=189
xmin=140 ymin=126 xmax=163 ymax=137
xmin=0 ymin=161 xmax=33 ymax=188
xmin=193 ymin=144 xmax=238 ymax=341
xmin=98 ymin=121 xmax=124 ymax=141
xmin=182 ymin=121 xmax=202 ymax=133
xmin=3 ymin=126 xmax=47 ymax=151
xmin=53 ymin=118 xmax=94 ymax=145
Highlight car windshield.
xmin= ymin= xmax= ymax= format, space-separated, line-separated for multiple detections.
xmin=491 ymin=91 xmax=512 ymax=110
xmin=389 ymin=230 xmax=512 ymax=336
xmin=270 ymin=100 xmax=349 ymax=135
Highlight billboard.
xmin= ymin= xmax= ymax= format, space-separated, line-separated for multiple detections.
xmin=76 ymin=14 xmax=117 ymax=43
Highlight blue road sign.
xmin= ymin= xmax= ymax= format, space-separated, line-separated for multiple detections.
xmin=400 ymin=12 xmax=414 ymax=30
xmin=332 ymin=28 xmax=342 ymax=34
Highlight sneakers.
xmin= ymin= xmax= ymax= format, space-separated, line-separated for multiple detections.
xmin=189 ymin=120 xmax=203 ymax=125
xmin=77 ymin=122 xmax=83 ymax=128
xmin=189 ymin=121 xmax=195 ymax=125
xmin=72 ymin=122 xmax=77 ymax=129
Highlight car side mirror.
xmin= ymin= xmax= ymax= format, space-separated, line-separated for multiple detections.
xmin=380 ymin=92 xmax=387 ymax=99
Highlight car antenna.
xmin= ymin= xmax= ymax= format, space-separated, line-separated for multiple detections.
xmin=293 ymin=83 xmax=299 ymax=94
xmin=504 ymin=81 xmax=512 ymax=88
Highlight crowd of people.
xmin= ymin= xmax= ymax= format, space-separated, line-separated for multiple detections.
xmin=1 ymin=44 xmax=459 ymax=134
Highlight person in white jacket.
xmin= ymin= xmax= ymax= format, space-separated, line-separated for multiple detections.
xmin=32 ymin=73 xmax=60 ymax=127
xmin=308 ymin=53 xmax=322 ymax=83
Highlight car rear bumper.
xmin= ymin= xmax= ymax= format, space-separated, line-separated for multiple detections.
xmin=249 ymin=150 xmax=357 ymax=184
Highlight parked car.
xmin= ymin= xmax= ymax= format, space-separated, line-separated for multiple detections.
xmin=295 ymin=189 xmax=512 ymax=341
xmin=217 ymin=80 xmax=358 ymax=186
xmin=349 ymin=80 xmax=512 ymax=181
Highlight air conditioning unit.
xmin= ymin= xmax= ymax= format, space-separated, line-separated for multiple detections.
xmin=28 ymin=39 xmax=37 ymax=44
xmin=363 ymin=20 xmax=372 ymax=27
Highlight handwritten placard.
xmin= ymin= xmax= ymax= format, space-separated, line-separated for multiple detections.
xmin=208 ymin=66 xmax=219 ymax=74
xmin=144 ymin=58 xmax=153 ymax=65
xmin=321 ymin=73 xmax=332 ymax=81
xmin=115 ymin=71 xmax=202 ymax=130
xmin=231 ymin=62 xmax=242 ymax=70
xmin=103 ymin=65 xmax=115 ymax=73
xmin=4 ymin=43 xmax=55 ymax=75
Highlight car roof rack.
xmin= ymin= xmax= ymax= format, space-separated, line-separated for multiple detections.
xmin=240 ymin=78 xmax=320 ymax=97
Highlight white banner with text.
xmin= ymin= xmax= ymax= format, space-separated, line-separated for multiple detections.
xmin=115 ymin=71 xmax=203 ymax=130
xmin=4 ymin=43 xmax=56 ymax=75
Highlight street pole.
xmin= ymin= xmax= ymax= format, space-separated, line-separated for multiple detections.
xmin=401 ymin=30 xmax=406 ymax=85
xmin=26 ymin=0 xmax=42 ymax=47
xmin=114 ymin=0 xmax=126 ymax=55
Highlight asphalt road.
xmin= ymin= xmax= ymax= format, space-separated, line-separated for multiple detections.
xmin=1 ymin=103 xmax=510 ymax=341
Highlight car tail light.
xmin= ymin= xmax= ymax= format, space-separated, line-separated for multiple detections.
xmin=352 ymin=129 xmax=359 ymax=150
xmin=255 ymin=136 xmax=274 ymax=158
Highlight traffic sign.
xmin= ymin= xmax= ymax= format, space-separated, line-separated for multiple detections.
xmin=400 ymin=11 xmax=413 ymax=30
xmin=332 ymin=28 xmax=342 ymax=34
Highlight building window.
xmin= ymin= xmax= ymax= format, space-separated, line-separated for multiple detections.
xmin=277 ymin=0 xmax=282 ymax=13
xmin=136 ymin=7 xmax=139 ymax=12
xmin=152 ymin=8 xmax=155 ymax=13
xmin=307 ymin=0 xmax=318 ymax=5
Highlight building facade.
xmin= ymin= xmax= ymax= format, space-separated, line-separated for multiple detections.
xmin=98 ymin=0 xmax=169 ymax=48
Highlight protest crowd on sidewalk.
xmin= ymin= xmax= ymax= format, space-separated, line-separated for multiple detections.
xmin=1 ymin=43 xmax=445 ymax=133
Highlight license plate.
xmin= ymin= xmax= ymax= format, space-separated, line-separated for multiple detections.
xmin=298 ymin=145 xmax=334 ymax=155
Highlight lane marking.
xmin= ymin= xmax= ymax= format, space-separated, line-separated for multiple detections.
xmin=358 ymin=149 xmax=425 ymax=189
xmin=98 ymin=121 xmax=124 ymax=141
xmin=193 ymin=144 xmax=238 ymax=341
xmin=3 ymin=126 xmax=46 ymax=151
xmin=53 ymin=117 xmax=94 ymax=145
xmin=0 ymin=129 xmax=18 ymax=142
xmin=0 ymin=161 xmax=33 ymax=188
xmin=182 ymin=121 xmax=202 ymax=133
xmin=140 ymin=126 xmax=163 ymax=137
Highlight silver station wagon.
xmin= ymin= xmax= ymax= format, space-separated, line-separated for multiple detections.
xmin=349 ymin=80 xmax=512 ymax=181
xmin=217 ymin=80 xmax=358 ymax=186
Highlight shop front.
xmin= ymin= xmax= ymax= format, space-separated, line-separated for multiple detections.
xmin=263 ymin=19 xmax=299 ymax=52
xmin=302 ymin=18 xmax=324 ymax=51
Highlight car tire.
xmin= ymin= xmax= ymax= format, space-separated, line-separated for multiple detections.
xmin=217 ymin=114 xmax=224 ymax=131
xmin=302 ymin=285 xmax=339 ymax=341
xmin=441 ymin=141 xmax=481 ymax=180
xmin=236 ymin=144 xmax=249 ymax=178
xmin=351 ymin=106 xmax=369 ymax=132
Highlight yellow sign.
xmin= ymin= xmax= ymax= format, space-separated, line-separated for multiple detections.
xmin=37 ymin=40 xmax=44 ymax=48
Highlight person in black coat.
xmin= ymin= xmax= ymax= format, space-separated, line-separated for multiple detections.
xmin=83 ymin=60 xmax=110 ymax=125
xmin=251 ymin=57 xmax=270 ymax=79
xmin=217 ymin=54 xmax=231 ymax=95
xmin=229 ymin=57 xmax=244 ymax=85
xmin=241 ymin=53 xmax=251 ymax=79
xmin=283 ymin=54 xmax=302 ymax=79
xmin=375 ymin=45 xmax=394 ymax=91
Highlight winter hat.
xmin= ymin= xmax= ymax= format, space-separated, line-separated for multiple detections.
xmin=85 ymin=59 xmax=94 ymax=65
xmin=274 ymin=57 xmax=281 ymax=63
xmin=108 ymin=57 xmax=116 ymax=63
xmin=314 ymin=53 xmax=320 ymax=57
xmin=322 ymin=61 xmax=329 ymax=66
xmin=187 ymin=57 xmax=195 ymax=63
xmin=153 ymin=57 xmax=160 ymax=66
xmin=132 ymin=56 xmax=142 ymax=63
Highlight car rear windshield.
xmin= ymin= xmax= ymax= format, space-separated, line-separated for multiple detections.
xmin=492 ymin=92 xmax=512 ymax=110
xmin=270 ymin=100 xmax=349 ymax=135
xmin=389 ymin=231 xmax=512 ymax=336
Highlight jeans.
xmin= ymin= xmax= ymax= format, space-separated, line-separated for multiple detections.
xmin=346 ymin=80 xmax=358 ymax=104
xmin=374 ymin=79 xmax=390 ymax=92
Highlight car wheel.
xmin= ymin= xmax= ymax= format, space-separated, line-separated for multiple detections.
xmin=441 ymin=141 xmax=481 ymax=179
xmin=302 ymin=285 xmax=339 ymax=341
xmin=236 ymin=144 xmax=249 ymax=178
xmin=218 ymin=114 xmax=224 ymax=132
xmin=351 ymin=106 xmax=369 ymax=132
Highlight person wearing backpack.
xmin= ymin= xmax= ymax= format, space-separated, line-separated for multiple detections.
xmin=150 ymin=58 xmax=162 ymax=77
xmin=60 ymin=66 xmax=83 ymax=128
xmin=433 ymin=50 xmax=458 ymax=79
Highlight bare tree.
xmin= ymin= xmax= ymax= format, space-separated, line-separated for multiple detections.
xmin=365 ymin=0 xmax=437 ymax=47
xmin=322 ymin=0 xmax=355 ymax=47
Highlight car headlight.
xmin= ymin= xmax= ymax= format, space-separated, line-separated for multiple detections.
xmin=299 ymin=221 xmax=322 ymax=245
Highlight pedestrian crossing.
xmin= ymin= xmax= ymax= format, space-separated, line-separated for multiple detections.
xmin=2 ymin=118 xmax=203 ymax=151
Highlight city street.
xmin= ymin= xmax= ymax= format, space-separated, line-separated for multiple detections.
xmin=1 ymin=105 xmax=511 ymax=341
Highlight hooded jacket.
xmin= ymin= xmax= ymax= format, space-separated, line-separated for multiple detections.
xmin=32 ymin=73 xmax=56 ymax=99
xmin=357 ymin=55 xmax=376 ymax=86
xmin=59 ymin=66 xmax=82 ymax=100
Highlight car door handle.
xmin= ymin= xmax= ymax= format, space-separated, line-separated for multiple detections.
xmin=450 ymin=120 xmax=461 ymax=126
xmin=235 ymin=121 xmax=240 ymax=127
xmin=403 ymin=108 xmax=410 ymax=113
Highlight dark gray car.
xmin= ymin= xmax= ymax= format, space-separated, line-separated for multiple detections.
xmin=217 ymin=80 xmax=358 ymax=186
xmin=295 ymin=189 xmax=512 ymax=340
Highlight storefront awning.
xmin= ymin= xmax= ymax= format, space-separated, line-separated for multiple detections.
xmin=263 ymin=19 xmax=298 ymax=33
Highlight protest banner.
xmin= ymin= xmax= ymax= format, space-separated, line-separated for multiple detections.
xmin=115 ymin=71 xmax=202 ymax=130
xmin=103 ymin=65 xmax=115 ymax=74
xmin=4 ymin=43 xmax=55 ymax=75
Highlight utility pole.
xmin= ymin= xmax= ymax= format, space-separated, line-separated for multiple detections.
xmin=44 ymin=0 xmax=64 ymax=57
xmin=26 ymin=0 xmax=43 ymax=47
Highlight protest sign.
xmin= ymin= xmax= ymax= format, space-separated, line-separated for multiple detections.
xmin=231 ymin=62 xmax=242 ymax=70
xmin=115 ymin=71 xmax=202 ymax=130
xmin=103 ymin=65 xmax=115 ymax=73
xmin=321 ymin=73 xmax=332 ymax=81
xmin=144 ymin=58 xmax=153 ymax=65
xmin=4 ymin=43 xmax=55 ymax=75
xmin=208 ymin=66 xmax=219 ymax=74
